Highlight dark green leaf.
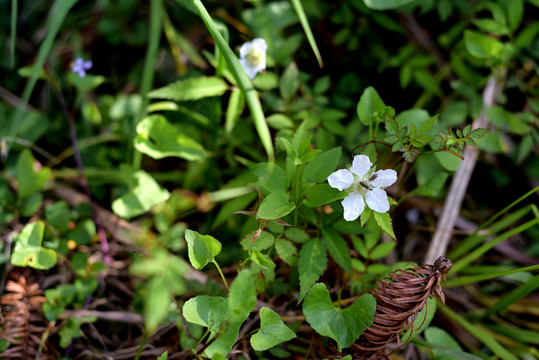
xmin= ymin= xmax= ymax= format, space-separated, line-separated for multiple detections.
xmin=357 ymin=87 xmax=385 ymax=126
xmin=251 ymin=163 xmax=290 ymax=194
xmin=303 ymin=184 xmax=346 ymax=207
xmin=302 ymin=147 xmax=342 ymax=183
xmin=16 ymin=149 xmax=50 ymax=200
xmin=298 ymin=238 xmax=327 ymax=302
xmin=322 ymin=227 xmax=352 ymax=274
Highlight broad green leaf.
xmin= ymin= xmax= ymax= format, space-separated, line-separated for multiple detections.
xmin=425 ymin=327 xmax=464 ymax=360
xmin=112 ymin=170 xmax=170 ymax=219
xmin=256 ymin=191 xmax=295 ymax=220
xmin=229 ymin=269 xmax=257 ymax=316
xmin=183 ymin=295 xmax=229 ymax=332
xmin=144 ymin=277 xmax=171 ymax=333
xmin=434 ymin=151 xmax=462 ymax=171
xmin=204 ymin=314 xmax=247 ymax=359
xmin=134 ymin=115 xmax=206 ymax=160
xmin=303 ymin=283 xmax=376 ymax=351
xmin=396 ymin=109 xmax=431 ymax=134
xmin=357 ymin=87 xmax=385 ymax=126
xmin=16 ymin=149 xmax=51 ymax=199
xmin=373 ymin=211 xmax=396 ymax=240
xmin=476 ymin=132 xmax=509 ymax=154
xmin=280 ymin=62 xmax=300 ymax=100
xmin=275 ymin=238 xmax=298 ymax=266
xmin=322 ymin=228 xmax=352 ymax=274
xmin=241 ymin=230 xmax=275 ymax=251
xmin=45 ymin=201 xmax=70 ymax=233
xmin=363 ymin=0 xmax=417 ymax=10
xmin=148 ymin=76 xmax=228 ymax=101
xmin=251 ymin=163 xmax=290 ymax=193
xmin=298 ymin=238 xmax=328 ymax=302
xmin=185 ymin=230 xmax=222 ymax=270
xmin=250 ymin=307 xmax=296 ymax=351
xmin=11 ymin=221 xmax=57 ymax=270
xmin=302 ymin=147 xmax=342 ymax=183
xmin=464 ymin=30 xmax=504 ymax=60
xmin=304 ymin=184 xmax=346 ymax=207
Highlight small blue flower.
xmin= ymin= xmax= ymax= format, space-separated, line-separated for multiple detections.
xmin=71 ymin=57 xmax=92 ymax=77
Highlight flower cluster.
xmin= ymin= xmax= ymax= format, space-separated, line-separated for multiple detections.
xmin=239 ymin=38 xmax=267 ymax=79
xmin=327 ymin=155 xmax=397 ymax=221
xmin=71 ymin=57 xmax=92 ymax=77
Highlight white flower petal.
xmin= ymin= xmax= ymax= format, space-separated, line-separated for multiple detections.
xmin=327 ymin=169 xmax=355 ymax=191
xmin=342 ymin=193 xmax=365 ymax=221
xmin=239 ymin=59 xmax=259 ymax=79
xmin=370 ymin=169 xmax=397 ymax=188
xmin=365 ymin=188 xmax=390 ymax=213
xmin=239 ymin=42 xmax=253 ymax=58
xmin=350 ymin=155 xmax=372 ymax=178
xmin=251 ymin=38 xmax=267 ymax=54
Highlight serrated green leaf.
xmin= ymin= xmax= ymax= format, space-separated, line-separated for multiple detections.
xmin=385 ymin=117 xmax=399 ymax=134
xmin=241 ymin=231 xmax=275 ymax=251
xmin=250 ymin=307 xmax=296 ymax=351
xmin=302 ymin=147 xmax=342 ymax=183
xmin=418 ymin=115 xmax=438 ymax=135
xmin=148 ymin=76 xmax=228 ymax=101
xmin=280 ymin=62 xmax=300 ymax=100
xmin=284 ymin=228 xmax=310 ymax=243
xmin=185 ymin=230 xmax=222 ymax=270
xmin=373 ymin=211 xmax=396 ymax=240
xmin=256 ymin=191 xmax=295 ymax=220
xmin=251 ymin=163 xmax=290 ymax=194
xmin=357 ymin=87 xmax=385 ymax=126
xmin=298 ymin=238 xmax=327 ymax=302
xmin=322 ymin=228 xmax=352 ymax=274
xmin=303 ymin=283 xmax=376 ymax=351
xmin=134 ymin=115 xmax=206 ymax=160
xmin=360 ymin=207 xmax=372 ymax=226
xmin=183 ymin=295 xmax=229 ymax=332
xmin=275 ymin=238 xmax=298 ymax=266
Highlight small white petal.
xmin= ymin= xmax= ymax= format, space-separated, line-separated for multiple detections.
xmin=342 ymin=193 xmax=365 ymax=221
xmin=365 ymin=188 xmax=390 ymax=213
xmin=350 ymin=155 xmax=372 ymax=178
xmin=370 ymin=169 xmax=397 ymax=188
xmin=327 ymin=169 xmax=355 ymax=191
xmin=239 ymin=42 xmax=253 ymax=58
xmin=239 ymin=59 xmax=259 ymax=79
xmin=251 ymin=38 xmax=267 ymax=54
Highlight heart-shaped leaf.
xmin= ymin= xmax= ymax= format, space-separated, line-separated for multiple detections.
xmin=303 ymin=283 xmax=376 ymax=351
xmin=11 ymin=221 xmax=57 ymax=270
xmin=185 ymin=230 xmax=222 ymax=270
xmin=183 ymin=295 xmax=229 ymax=333
xmin=250 ymin=307 xmax=296 ymax=351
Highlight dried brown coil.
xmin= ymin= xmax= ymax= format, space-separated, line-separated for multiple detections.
xmin=351 ymin=256 xmax=452 ymax=359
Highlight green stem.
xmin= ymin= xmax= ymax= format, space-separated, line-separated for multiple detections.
xmin=212 ymin=260 xmax=229 ymax=291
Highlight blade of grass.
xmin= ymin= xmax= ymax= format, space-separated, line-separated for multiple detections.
xmin=482 ymin=272 xmax=539 ymax=318
xmin=6 ymin=0 xmax=77 ymax=159
xmin=133 ymin=0 xmax=163 ymax=169
xmin=486 ymin=324 xmax=539 ymax=345
xmin=439 ymin=306 xmax=519 ymax=360
xmin=451 ymin=217 xmax=539 ymax=274
xmin=290 ymin=0 xmax=323 ymax=68
xmin=446 ymin=264 xmax=539 ymax=288
xmin=191 ymin=0 xmax=275 ymax=162
xmin=10 ymin=0 xmax=17 ymax=68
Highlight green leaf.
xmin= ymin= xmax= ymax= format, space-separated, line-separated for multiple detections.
xmin=370 ymin=241 xmax=396 ymax=260
xmin=45 ymin=201 xmax=70 ymax=233
xmin=322 ymin=228 xmax=352 ymax=274
xmin=425 ymin=327 xmax=464 ymax=360
xmin=134 ymin=115 xmax=206 ymax=160
xmin=148 ymin=76 xmax=228 ymax=100
xmin=363 ymin=0 xmax=417 ymax=10
xmin=68 ymin=219 xmax=96 ymax=246
xmin=144 ymin=277 xmax=171 ymax=333
xmin=251 ymin=163 xmax=290 ymax=193
xmin=303 ymin=283 xmax=376 ymax=351
xmin=111 ymin=170 xmax=170 ymax=219
xmin=228 ymin=269 xmax=257 ymax=316
xmin=357 ymin=87 xmax=385 ymax=126
xmin=298 ymin=238 xmax=328 ymax=302
xmin=241 ymin=230 xmax=275 ymax=251
xmin=225 ymin=88 xmax=245 ymax=134
xmin=16 ymin=149 xmax=51 ymax=199
xmin=183 ymin=295 xmax=229 ymax=332
xmin=290 ymin=0 xmax=323 ymax=67
xmin=185 ymin=230 xmax=222 ymax=270
xmin=373 ymin=211 xmax=396 ymax=240
xmin=267 ymin=114 xmax=294 ymax=129
xmin=280 ymin=62 xmax=300 ymax=100
xmin=256 ymin=191 xmax=295 ymax=221
xmin=401 ymin=297 xmax=437 ymax=343
xmin=418 ymin=115 xmax=438 ymax=135
xmin=275 ymin=238 xmax=298 ymax=266
xmin=250 ymin=307 xmax=297 ymax=351
xmin=204 ymin=314 xmax=246 ymax=359
xmin=434 ymin=151 xmax=462 ymax=171
xmin=157 ymin=351 xmax=168 ymax=360
xmin=464 ymin=30 xmax=504 ymax=60
xmin=302 ymin=147 xmax=342 ymax=183
xmin=11 ymin=221 xmax=57 ymax=270
xmin=303 ymin=184 xmax=346 ymax=207
xmin=284 ymin=228 xmax=310 ymax=243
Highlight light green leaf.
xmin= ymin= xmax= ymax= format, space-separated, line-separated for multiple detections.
xmin=183 ymin=295 xmax=229 ymax=332
xmin=250 ymin=307 xmax=296 ymax=351
xmin=228 ymin=269 xmax=257 ymax=316
xmin=225 ymin=88 xmax=244 ymax=134
xmin=434 ymin=151 xmax=462 ymax=171
xmin=322 ymin=228 xmax=352 ymax=274
xmin=134 ymin=115 xmax=206 ymax=160
xmin=144 ymin=277 xmax=172 ymax=333
xmin=256 ymin=191 xmax=295 ymax=220
xmin=370 ymin=241 xmax=396 ymax=259
xmin=302 ymin=147 xmax=342 ymax=183
xmin=148 ymin=76 xmax=228 ymax=101
xmin=303 ymin=184 xmax=346 ymax=207
xmin=112 ymin=170 xmax=170 ymax=219
xmin=425 ymin=327 xmax=464 ymax=360
xmin=185 ymin=230 xmax=222 ymax=270
xmin=373 ymin=211 xmax=396 ymax=240
xmin=16 ymin=149 xmax=51 ymax=199
xmin=251 ymin=163 xmax=290 ymax=194
xmin=275 ymin=238 xmax=298 ymax=266
xmin=298 ymin=238 xmax=328 ymax=302
xmin=357 ymin=87 xmax=385 ymax=126
xmin=11 ymin=221 xmax=57 ymax=270
xmin=204 ymin=314 xmax=247 ymax=359
xmin=363 ymin=0 xmax=417 ymax=10
xmin=464 ymin=30 xmax=504 ymax=60
xmin=401 ymin=297 xmax=437 ymax=343
xmin=241 ymin=230 xmax=275 ymax=251
xmin=303 ymin=283 xmax=376 ymax=351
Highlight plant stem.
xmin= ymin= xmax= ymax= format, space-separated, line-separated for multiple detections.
xmin=212 ymin=260 xmax=229 ymax=291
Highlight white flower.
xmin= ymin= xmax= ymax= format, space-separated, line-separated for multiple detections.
xmin=239 ymin=38 xmax=267 ymax=79
xmin=327 ymin=155 xmax=397 ymax=221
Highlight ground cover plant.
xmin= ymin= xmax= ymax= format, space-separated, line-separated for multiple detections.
xmin=1 ymin=0 xmax=539 ymax=359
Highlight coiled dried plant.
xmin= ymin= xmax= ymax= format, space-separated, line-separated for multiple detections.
xmin=351 ymin=256 xmax=452 ymax=359
xmin=0 ymin=272 xmax=53 ymax=359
